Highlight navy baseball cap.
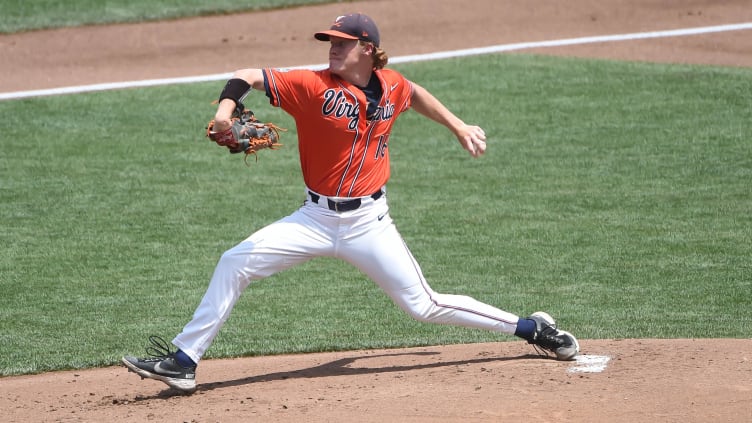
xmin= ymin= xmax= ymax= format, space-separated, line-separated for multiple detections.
xmin=314 ymin=13 xmax=380 ymax=47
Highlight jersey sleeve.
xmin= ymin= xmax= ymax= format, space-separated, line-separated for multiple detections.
xmin=383 ymin=69 xmax=413 ymax=113
xmin=401 ymin=79 xmax=414 ymax=112
xmin=263 ymin=68 xmax=319 ymax=117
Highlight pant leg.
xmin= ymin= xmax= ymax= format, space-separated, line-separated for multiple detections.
xmin=338 ymin=199 xmax=520 ymax=334
xmin=173 ymin=207 xmax=335 ymax=363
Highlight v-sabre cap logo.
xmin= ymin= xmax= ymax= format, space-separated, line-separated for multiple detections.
xmin=314 ymin=13 xmax=381 ymax=47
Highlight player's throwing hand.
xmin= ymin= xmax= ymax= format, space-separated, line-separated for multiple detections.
xmin=457 ymin=124 xmax=487 ymax=158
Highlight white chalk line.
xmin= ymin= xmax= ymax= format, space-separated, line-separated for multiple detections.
xmin=568 ymin=354 xmax=611 ymax=373
xmin=1 ymin=22 xmax=750 ymax=101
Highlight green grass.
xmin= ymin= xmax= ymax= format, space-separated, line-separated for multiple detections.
xmin=0 ymin=54 xmax=750 ymax=376
xmin=0 ymin=0 xmax=346 ymax=33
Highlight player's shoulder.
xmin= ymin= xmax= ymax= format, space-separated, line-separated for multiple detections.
xmin=375 ymin=69 xmax=413 ymax=98
xmin=265 ymin=67 xmax=332 ymax=89
xmin=376 ymin=68 xmax=412 ymax=89
xmin=265 ymin=67 xmax=317 ymax=78
xmin=376 ymin=68 xmax=406 ymax=80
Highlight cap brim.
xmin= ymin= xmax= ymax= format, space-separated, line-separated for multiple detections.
xmin=314 ymin=30 xmax=359 ymax=42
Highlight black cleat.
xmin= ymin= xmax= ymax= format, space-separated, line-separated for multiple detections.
xmin=122 ymin=336 xmax=197 ymax=393
xmin=527 ymin=312 xmax=580 ymax=361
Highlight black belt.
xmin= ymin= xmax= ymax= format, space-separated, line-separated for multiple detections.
xmin=308 ymin=190 xmax=383 ymax=212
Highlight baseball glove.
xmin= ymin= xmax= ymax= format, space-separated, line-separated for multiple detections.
xmin=206 ymin=106 xmax=284 ymax=164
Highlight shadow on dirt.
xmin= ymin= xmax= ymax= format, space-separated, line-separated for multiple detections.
xmin=133 ymin=351 xmax=544 ymax=400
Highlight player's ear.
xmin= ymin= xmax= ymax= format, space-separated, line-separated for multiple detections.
xmin=361 ymin=41 xmax=374 ymax=55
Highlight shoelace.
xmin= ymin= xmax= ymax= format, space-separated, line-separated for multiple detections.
xmin=142 ymin=335 xmax=176 ymax=361
xmin=537 ymin=327 xmax=566 ymax=348
xmin=530 ymin=325 xmax=564 ymax=358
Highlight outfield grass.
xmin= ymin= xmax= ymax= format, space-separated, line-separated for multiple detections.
xmin=1 ymin=54 xmax=750 ymax=376
xmin=0 ymin=0 xmax=341 ymax=33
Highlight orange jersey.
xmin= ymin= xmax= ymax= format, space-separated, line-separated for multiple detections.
xmin=263 ymin=68 xmax=413 ymax=197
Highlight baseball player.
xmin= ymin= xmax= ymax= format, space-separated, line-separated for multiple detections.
xmin=122 ymin=13 xmax=579 ymax=393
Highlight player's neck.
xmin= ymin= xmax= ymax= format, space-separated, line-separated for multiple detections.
xmin=332 ymin=65 xmax=374 ymax=87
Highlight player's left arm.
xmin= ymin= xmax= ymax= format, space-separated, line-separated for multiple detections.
xmin=409 ymin=81 xmax=487 ymax=158
xmin=213 ymin=68 xmax=267 ymax=132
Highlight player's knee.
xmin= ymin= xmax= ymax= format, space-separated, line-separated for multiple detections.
xmin=218 ymin=248 xmax=243 ymax=267
xmin=217 ymin=242 xmax=277 ymax=282
xmin=405 ymin=309 xmax=429 ymax=322
xmin=214 ymin=247 xmax=254 ymax=279
xmin=403 ymin=302 xmax=442 ymax=323
xmin=403 ymin=294 xmax=464 ymax=324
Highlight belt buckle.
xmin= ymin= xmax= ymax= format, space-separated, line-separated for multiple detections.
xmin=329 ymin=198 xmax=360 ymax=212
xmin=327 ymin=198 xmax=343 ymax=212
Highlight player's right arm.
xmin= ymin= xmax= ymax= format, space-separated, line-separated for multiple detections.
xmin=213 ymin=68 xmax=266 ymax=132
xmin=410 ymin=82 xmax=487 ymax=158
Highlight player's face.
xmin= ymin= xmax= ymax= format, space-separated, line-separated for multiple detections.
xmin=328 ymin=36 xmax=366 ymax=76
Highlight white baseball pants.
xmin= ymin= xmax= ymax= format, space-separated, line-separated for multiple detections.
xmin=173 ymin=189 xmax=520 ymax=363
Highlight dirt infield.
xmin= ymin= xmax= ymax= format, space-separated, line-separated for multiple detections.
xmin=4 ymin=340 xmax=751 ymax=422
xmin=1 ymin=1 xmax=751 ymax=422
xmin=2 ymin=0 xmax=752 ymax=93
